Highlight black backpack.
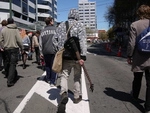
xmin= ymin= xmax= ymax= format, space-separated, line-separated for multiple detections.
xmin=63 ymin=21 xmax=81 ymax=60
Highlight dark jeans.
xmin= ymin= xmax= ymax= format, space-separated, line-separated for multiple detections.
xmin=133 ymin=70 xmax=150 ymax=111
xmin=34 ymin=47 xmax=40 ymax=63
xmin=44 ymin=54 xmax=56 ymax=84
xmin=132 ymin=72 xmax=143 ymax=99
xmin=145 ymin=70 xmax=150 ymax=111
xmin=0 ymin=51 xmax=5 ymax=68
xmin=4 ymin=48 xmax=19 ymax=84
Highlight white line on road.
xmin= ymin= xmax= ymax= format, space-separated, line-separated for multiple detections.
xmin=13 ymin=69 xmax=90 ymax=113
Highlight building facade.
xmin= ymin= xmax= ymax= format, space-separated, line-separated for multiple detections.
xmin=78 ymin=0 xmax=97 ymax=31
xmin=0 ymin=0 xmax=57 ymax=30
xmin=37 ymin=0 xmax=57 ymax=22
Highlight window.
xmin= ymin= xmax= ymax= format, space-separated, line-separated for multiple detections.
xmin=14 ymin=11 xmax=21 ymax=18
xmin=29 ymin=6 xmax=35 ymax=13
xmin=90 ymin=9 xmax=95 ymax=11
xmin=22 ymin=0 xmax=27 ymax=3
xmin=22 ymin=2 xmax=28 ymax=15
xmin=54 ymin=0 xmax=57 ymax=5
xmin=30 ymin=0 xmax=35 ymax=4
xmin=38 ymin=17 xmax=45 ymax=21
xmin=90 ymin=12 xmax=95 ymax=14
xmin=29 ymin=17 xmax=35 ymax=23
xmin=90 ymin=3 xmax=95 ymax=5
xmin=12 ymin=0 xmax=21 ymax=7
xmin=22 ymin=15 xmax=27 ymax=20
xmin=38 ymin=8 xmax=49 ymax=14
xmin=38 ymin=0 xmax=49 ymax=5
xmin=85 ymin=3 xmax=89 ymax=5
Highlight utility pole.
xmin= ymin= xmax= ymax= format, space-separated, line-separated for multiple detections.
xmin=9 ymin=0 xmax=12 ymax=18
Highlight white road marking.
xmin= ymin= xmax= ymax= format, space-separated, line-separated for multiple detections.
xmin=87 ymin=51 xmax=91 ymax=54
xmin=13 ymin=69 xmax=90 ymax=113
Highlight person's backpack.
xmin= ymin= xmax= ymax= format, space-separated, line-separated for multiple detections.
xmin=136 ymin=20 xmax=150 ymax=53
xmin=63 ymin=21 xmax=81 ymax=60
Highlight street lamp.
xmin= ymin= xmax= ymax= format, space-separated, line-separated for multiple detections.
xmin=9 ymin=0 xmax=12 ymax=18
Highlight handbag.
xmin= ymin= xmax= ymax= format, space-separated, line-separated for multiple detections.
xmin=52 ymin=48 xmax=65 ymax=73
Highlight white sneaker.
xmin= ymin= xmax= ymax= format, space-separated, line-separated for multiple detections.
xmin=50 ymin=84 xmax=55 ymax=87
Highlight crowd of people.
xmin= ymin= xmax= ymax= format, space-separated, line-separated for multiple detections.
xmin=0 ymin=18 xmax=44 ymax=86
xmin=0 ymin=8 xmax=87 ymax=113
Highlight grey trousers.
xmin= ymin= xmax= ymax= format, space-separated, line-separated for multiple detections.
xmin=60 ymin=60 xmax=81 ymax=99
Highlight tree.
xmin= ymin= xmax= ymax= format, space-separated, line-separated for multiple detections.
xmin=107 ymin=27 xmax=115 ymax=41
xmin=105 ymin=6 xmax=115 ymax=27
xmin=98 ymin=32 xmax=108 ymax=41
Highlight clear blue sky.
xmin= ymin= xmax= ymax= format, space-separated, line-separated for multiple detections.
xmin=57 ymin=0 xmax=114 ymax=31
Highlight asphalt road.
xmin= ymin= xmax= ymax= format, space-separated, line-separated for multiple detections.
xmin=0 ymin=43 xmax=147 ymax=113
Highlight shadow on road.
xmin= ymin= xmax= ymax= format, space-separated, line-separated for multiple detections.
xmin=104 ymin=87 xmax=145 ymax=113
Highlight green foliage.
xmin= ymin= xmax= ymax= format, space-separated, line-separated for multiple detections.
xmin=105 ymin=0 xmax=150 ymax=30
xmin=107 ymin=28 xmax=115 ymax=41
xmin=98 ymin=32 xmax=108 ymax=40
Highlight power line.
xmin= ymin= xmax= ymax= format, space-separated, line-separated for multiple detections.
xmin=58 ymin=6 xmax=78 ymax=11
xmin=57 ymin=2 xmax=113 ymax=13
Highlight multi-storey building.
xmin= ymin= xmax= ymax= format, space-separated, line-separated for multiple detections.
xmin=37 ymin=0 xmax=57 ymax=22
xmin=0 ymin=0 xmax=57 ymax=30
xmin=78 ymin=0 xmax=97 ymax=31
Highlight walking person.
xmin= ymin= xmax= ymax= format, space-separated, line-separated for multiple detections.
xmin=21 ymin=29 xmax=30 ymax=69
xmin=32 ymin=30 xmax=40 ymax=65
xmin=127 ymin=4 xmax=150 ymax=113
xmin=0 ymin=18 xmax=23 ymax=87
xmin=53 ymin=8 xmax=87 ymax=113
xmin=39 ymin=16 xmax=57 ymax=86
xmin=27 ymin=32 xmax=33 ymax=60
xmin=0 ymin=19 xmax=7 ymax=71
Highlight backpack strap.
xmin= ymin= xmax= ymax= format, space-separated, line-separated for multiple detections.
xmin=65 ymin=21 xmax=70 ymax=38
xmin=65 ymin=21 xmax=76 ymax=38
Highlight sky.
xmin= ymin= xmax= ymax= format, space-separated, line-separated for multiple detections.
xmin=57 ymin=0 xmax=114 ymax=31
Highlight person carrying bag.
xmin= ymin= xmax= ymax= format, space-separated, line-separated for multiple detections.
xmin=52 ymin=21 xmax=76 ymax=73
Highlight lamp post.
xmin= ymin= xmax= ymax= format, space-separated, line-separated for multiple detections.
xmin=9 ymin=0 xmax=12 ymax=18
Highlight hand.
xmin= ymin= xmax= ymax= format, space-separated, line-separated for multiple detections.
xmin=21 ymin=49 xmax=25 ymax=54
xmin=0 ymin=48 xmax=4 ymax=51
xmin=40 ymin=54 xmax=44 ymax=59
xmin=78 ymin=59 xmax=84 ymax=66
xmin=127 ymin=57 xmax=132 ymax=65
xmin=32 ymin=48 xmax=35 ymax=52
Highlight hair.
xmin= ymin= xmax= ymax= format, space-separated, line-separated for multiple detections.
xmin=137 ymin=4 xmax=150 ymax=19
xmin=1 ymin=20 xmax=7 ymax=26
xmin=36 ymin=30 xmax=40 ymax=35
xmin=20 ymin=29 xmax=27 ymax=38
xmin=7 ymin=18 xmax=14 ymax=24
xmin=45 ymin=17 xmax=54 ymax=25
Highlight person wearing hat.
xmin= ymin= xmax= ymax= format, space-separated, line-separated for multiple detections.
xmin=53 ymin=8 xmax=87 ymax=113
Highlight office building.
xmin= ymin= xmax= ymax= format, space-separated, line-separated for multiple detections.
xmin=37 ymin=0 xmax=57 ymax=22
xmin=0 ymin=0 xmax=57 ymax=30
xmin=78 ymin=0 xmax=97 ymax=31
